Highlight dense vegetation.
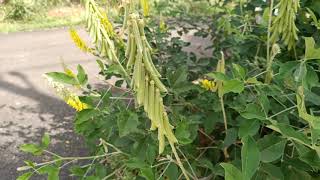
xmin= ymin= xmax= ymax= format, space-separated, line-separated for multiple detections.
xmin=18 ymin=0 xmax=320 ymax=179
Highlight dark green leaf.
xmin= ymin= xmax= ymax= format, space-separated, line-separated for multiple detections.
xmin=240 ymin=103 xmax=266 ymax=120
xmin=117 ymin=110 xmax=140 ymax=137
xmin=75 ymin=109 xmax=99 ymax=124
xmin=220 ymin=163 xmax=243 ymax=180
xmin=259 ymin=163 xmax=284 ymax=180
xmin=238 ymin=119 xmax=260 ymax=138
xmin=223 ymin=128 xmax=238 ymax=148
xmin=140 ymin=167 xmax=154 ymax=180
xmin=257 ymin=134 xmax=286 ymax=163
xmin=241 ymin=136 xmax=260 ymax=180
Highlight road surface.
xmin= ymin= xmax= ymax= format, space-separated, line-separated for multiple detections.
xmin=0 ymin=28 xmax=98 ymax=179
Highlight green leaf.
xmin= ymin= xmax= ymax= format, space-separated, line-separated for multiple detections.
xmin=140 ymin=167 xmax=154 ymax=180
xmin=75 ymin=109 xmax=99 ymax=124
xmin=241 ymin=136 xmax=260 ymax=180
xmin=165 ymin=163 xmax=179 ymax=180
xmin=77 ymin=64 xmax=88 ymax=86
xmin=222 ymin=79 xmax=244 ymax=95
xmin=257 ymin=134 xmax=286 ymax=163
xmin=45 ymin=72 xmax=78 ymax=85
xmin=220 ymin=163 xmax=243 ymax=180
xmin=223 ymin=128 xmax=238 ymax=148
xmin=304 ymin=37 xmax=320 ymax=60
xmin=146 ymin=145 xmax=157 ymax=164
xmin=259 ymin=163 xmax=284 ymax=180
xmin=267 ymin=122 xmax=311 ymax=148
xmin=17 ymin=172 xmax=33 ymax=180
xmin=232 ymin=63 xmax=246 ymax=79
xmin=240 ymin=103 xmax=266 ymax=120
xmin=48 ymin=167 xmax=59 ymax=180
xmin=206 ymin=72 xmax=229 ymax=81
xmin=117 ymin=110 xmax=140 ymax=137
xmin=20 ymin=144 xmax=43 ymax=156
xmin=96 ymin=59 xmax=105 ymax=71
xmin=41 ymin=133 xmax=50 ymax=148
xmin=299 ymin=150 xmax=320 ymax=169
xmin=238 ymin=119 xmax=260 ymax=138
xmin=293 ymin=62 xmax=307 ymax=83
xmin=168 ymin=66 xmax=188 ymax=88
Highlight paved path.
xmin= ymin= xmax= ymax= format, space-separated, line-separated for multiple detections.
xmin=0 ymin=28 xmax=99 ymax=179
xmin=0 ymin=27 xmax=212 ymax=179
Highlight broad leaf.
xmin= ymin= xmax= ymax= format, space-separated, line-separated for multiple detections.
xmin=45 ymin=72 xmax=78 ymax=85
xmin=77 ymin=64 xmax=88 ymax=85
xmin=117 ymin=110 xmax=140 ymax=137
xmin=222 ymin=79 xmax=244 ymax=95
xmin=241 ymin=136 xmax=260 ymax=180
xmin=220 ymin=163 xmax=243 ymax=180
xmin=304 ymin=37 xmax=320 ymax=60
xmin=75 ymin=109 xmax=99 ymax=124
xmin=238 ymin=119 xmax=260 ymax=138
xmin=41 ymin=133 xmax=50 ymax=148
xmin=257 ymin=134 xmax=286 ymax=163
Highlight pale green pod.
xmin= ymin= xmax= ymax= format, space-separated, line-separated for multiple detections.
xmin=137 ymin=19 xmax=146 ymax=36
xmin=131 ymin=19 xmax=144 ymax=53
xmin=146 ymin=50 xmax=161 ymax=77
xmin=154 ymin=88 xmax=161 ymax=127
xmin=127 ymin=35 xmax=136 ymax=69
xmin=148 ymin=80 xmax=155 ymax=122
xmin=163 ymin=111 xmax=178 ymax=143
xmin=133 ymin=52 xmax=142 ymax=90
xmin=158 ymin=128 xmax=165 ymax=154
xmin=125 ymin=34 xmax=132 ymax=58
xmin=137 ymin=64 xmax=145 ymax=105
xmin=144 ymin=75 xmax=149 ymax=112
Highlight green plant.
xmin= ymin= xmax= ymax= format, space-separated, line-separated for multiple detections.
xmin=18 ymin=0 xmax=320 ymax=180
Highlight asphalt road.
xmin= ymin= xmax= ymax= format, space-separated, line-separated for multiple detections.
xmin=0 ymin=27 xmax=212 ymax=179
xmin=0 ymin=28 xmax=99 ymax=179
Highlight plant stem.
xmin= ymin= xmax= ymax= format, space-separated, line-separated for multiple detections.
xmin=265 ymin=0 xmax=274 ymax=83
xmin=220 ymin=96 xmax=227 ymax=132
xmin=169 ymin=142 xmax=190 ymax=180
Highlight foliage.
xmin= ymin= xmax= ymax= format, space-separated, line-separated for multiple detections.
xmin=18 ymin=0 xmax=320 ymax=180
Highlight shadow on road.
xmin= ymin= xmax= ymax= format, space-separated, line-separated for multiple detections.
xmin=0 ymin=71 xmax=88 ymax=179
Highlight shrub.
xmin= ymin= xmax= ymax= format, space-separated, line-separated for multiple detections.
xmin=18 ymin=0 xmax=320 ymax=179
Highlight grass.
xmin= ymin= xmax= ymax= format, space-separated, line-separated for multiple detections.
xmin=0 ymin=5 xmax=85 ymax=33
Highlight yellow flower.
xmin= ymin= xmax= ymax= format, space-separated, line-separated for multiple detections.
xmin=66 ymin=96 xmax=89 ymax=111
xmin=100 ymin=12 xmax=115 ymax=37
xmin=69 ymin=29 xmax=91 ymax=53
xmin=200 ymin=79 xmax=215 ymax=91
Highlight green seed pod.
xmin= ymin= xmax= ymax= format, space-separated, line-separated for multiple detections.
xmin=144 ymin=75 xmax=149 ymax=112
xmin=148 ymin=80 xmax=155 ymax=122
xmin=123 ymin=3 xmax=129 ymax=29
xmin=133 ymin=52 xmax=142 ymax=90
xmin=158 ymin=128 xmax=165 ymax=154
xmin=131 ymin=19 xmax=144 ymax=53
xmin=137 ymin=19 xmax=146 ymax=36
xmin=137 ymin=64 xmax=145 ymax=105
xmin=146 ymin=49 xmax=161 ymax=77
xmin=163 ymin=111 xmax=178 ymax=143
xmin=127 ymin=35 xmax=136 ymax=69
xmin=154 ymin=88 xmax=161 ymax=126
xmin=125 ymin=34 xmax=132 ymax=58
